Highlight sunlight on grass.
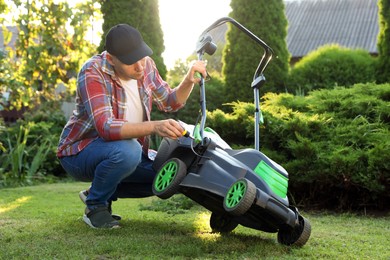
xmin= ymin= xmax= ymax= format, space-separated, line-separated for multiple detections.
xmin=193 ymin=211 xmax=221 ymax=241
xmin=0 ymin=183 xmax=389 ymax=259
xmin=0 ymin=196 xmax=32 ymax=213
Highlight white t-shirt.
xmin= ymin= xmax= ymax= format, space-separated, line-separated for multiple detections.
xmin=119 ymin=78 xmax=144 ymax=123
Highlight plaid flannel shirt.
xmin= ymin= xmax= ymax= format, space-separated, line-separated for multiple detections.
xmin=57 ymin=52 xmax=184 ymax=158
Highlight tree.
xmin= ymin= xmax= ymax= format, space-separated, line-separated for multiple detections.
xmin=377 ymin=0 xmax=390 ymax=83
xmin=98 ymin=0 xmax=167 ymax=79
xmin=5 ymin=0 xmax=99 ymax=110
xmin=0 ymin=0 xmax=6 ymax=14
xmin=223 ymin=0 xmax=289 ymax=102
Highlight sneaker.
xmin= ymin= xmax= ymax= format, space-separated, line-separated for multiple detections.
xmin=79 ymin=190 xmax=122 ymax=221
xmin=83 ymin=206 xmax=120 ymax=229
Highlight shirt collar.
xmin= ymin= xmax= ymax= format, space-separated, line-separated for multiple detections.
xmin=101 ymin=51 xmax=118 ymax=80
xmin=100 ymin=51 xmax=142 ymax=85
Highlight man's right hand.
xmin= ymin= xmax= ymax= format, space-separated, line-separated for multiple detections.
xmin=153 ymin=119 xmax=185 ymax=140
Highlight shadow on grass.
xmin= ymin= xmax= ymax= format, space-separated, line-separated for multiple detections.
xmin=0 ymin=183 xmax=292 ymax=258
xmin=60 ymin=217 xmax=283 ymax=258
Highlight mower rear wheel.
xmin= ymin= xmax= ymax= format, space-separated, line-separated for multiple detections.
xmin=152 ymin=158 xmax=187 ymax=199
xmin=277 ymin=215 xmax=311 ymax=247
xmin=210 ymin=212 xmax=238 ymax=233
xmin=223 ymin=178 xmax=256 ymax=216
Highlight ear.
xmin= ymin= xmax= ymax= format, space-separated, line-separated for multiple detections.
xmin=106 ymin=52 xmax=115 ymax=66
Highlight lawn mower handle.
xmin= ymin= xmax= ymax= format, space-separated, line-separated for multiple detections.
xmin=196 ymin=17 xmax=274 ymax=150
xmin=197 ymin=17 xmax=274 ymax=83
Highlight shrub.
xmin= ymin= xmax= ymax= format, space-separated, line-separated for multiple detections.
xmin=205 ymin=83 xmax=390 ymax=210
xmin=288 ymin=45 xmax=377 ymax=94
xmin=206 ymin=102 xmax=256 ymax=147
xmin=0 ymin=122 xmax=52 ymax=187
xmin=0 ymin=101 xmax=67 ymax=187
xmin=263 ymin=83 xmax=390 ymax=210
xmin=23 ymin=102 xmax=67 ymax=178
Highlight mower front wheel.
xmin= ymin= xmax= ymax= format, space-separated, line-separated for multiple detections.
xmin=210 ymin=212 xmax=238 ymax=233
xmin=152 ymin=158 xmax=187 ymax=199
xmin=223 ymin=178 xmax=256 ymax=216
xmin=277 ymin=215 xmax=311 ymax=247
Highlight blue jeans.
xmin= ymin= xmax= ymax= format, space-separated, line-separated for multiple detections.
xmin=59 ymin=138 xmax=156 ymax=209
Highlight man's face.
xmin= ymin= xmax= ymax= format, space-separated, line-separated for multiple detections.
xmin=107 ymin=53 xmax=146 ymax=81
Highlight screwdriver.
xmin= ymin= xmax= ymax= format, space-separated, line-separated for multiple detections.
xmin=182 ymin=129 xmax=194 ymax=139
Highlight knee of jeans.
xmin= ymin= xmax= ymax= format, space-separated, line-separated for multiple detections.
xmin=110 ymin=139 xmax=142 ymax=171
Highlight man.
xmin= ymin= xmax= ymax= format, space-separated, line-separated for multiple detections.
xmin=57 ymin=24 xmax=207 ymax=229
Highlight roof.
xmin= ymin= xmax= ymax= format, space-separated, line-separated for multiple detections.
xmin=285 ymin=0 xmax=379 ymax=58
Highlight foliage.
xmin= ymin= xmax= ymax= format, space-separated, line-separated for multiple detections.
xmin=0 ymin=0 xmax=6 ymax=13
xmin=98 ymin=0 xmax=167 ymax=79
xmin=263 ymin=84 xmax=390 ymax=210
xmin=0 ymin=101 xmax=67 ymax=187
xmin=377 ymin=0 xmax=390 ymax=83
xmin=223 ymin=0 xmax=289 ymax=102
xmin=22 ymin=101 xmax=68 ymax=177
xmin=2 ymin=0 xmax=99 ymax=111
xmin=0 ymin=0 xmax=7 ymax=26
xmin=207 ymin=102 xmax=257 ymax=147
xmin=288 ymin=45 xmax=377 ymax=94
xmin=0 ymin=122 xmax=50 ymax=187
xmin=0 ymin=49 xmax=13 ymax=110
xmin=0 ymin=118 xmax=5 ymax=153
xmin=205 ymin=83 xmax=390 ymax=210
xmin=0 ymin=0 xmax=99 ymax=186
xmin=165 ymin=58 xmax=189 ymax=85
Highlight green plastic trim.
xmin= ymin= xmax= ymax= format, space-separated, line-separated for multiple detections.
xmin=254 ymin=161 xmax=288 ymax=198
xmin=193 ymin=124 xmax=202 ymax=143
xmin=154 ymin=161 xmax=178 ymax=192
xmin=193 ymin=125 xmax=223 ymax=143
xmin=225 ymin=180 xmax=246 ymax=208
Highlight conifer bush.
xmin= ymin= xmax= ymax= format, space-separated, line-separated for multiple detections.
xmin=288 ymin=45 xmax=377 ymax=94
xmin=206 ymin=83 xmax=390 ymax=210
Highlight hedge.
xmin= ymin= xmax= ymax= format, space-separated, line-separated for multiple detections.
xmin=287 ymin=45 xmax=377 ymax=94
xmin=206 ymin=83 xmax=390 ymax=210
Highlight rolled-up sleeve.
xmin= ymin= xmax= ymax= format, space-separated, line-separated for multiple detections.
xmin=143 ymin=58 xmax=184 ymax=113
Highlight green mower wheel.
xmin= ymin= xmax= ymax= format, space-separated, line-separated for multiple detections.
xmin=152 ymin=158 xmax=187 ymax=199
xmin=223 ymin=178 xmax=256 ymax=216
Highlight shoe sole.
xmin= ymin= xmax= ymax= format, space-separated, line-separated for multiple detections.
xmin=79 ymin=190 xmax=87 ymax=205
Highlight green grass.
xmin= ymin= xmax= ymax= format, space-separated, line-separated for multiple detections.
xmin=0 ymin=182 xmax=389 ymax=259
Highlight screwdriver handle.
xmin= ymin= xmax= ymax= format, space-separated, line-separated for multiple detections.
xmin=182 ymin=130 xmax=194 ymax=139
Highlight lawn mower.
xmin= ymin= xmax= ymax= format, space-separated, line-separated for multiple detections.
xmin=152 ymin=17 xmax=311 ymax=246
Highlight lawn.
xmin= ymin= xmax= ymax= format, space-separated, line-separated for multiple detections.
xmin=0 ymin=182 xmax=389 ymax=259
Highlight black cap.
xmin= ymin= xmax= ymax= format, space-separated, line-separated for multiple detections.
xmin=105 ymin=24 xmax=153 ymax=65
